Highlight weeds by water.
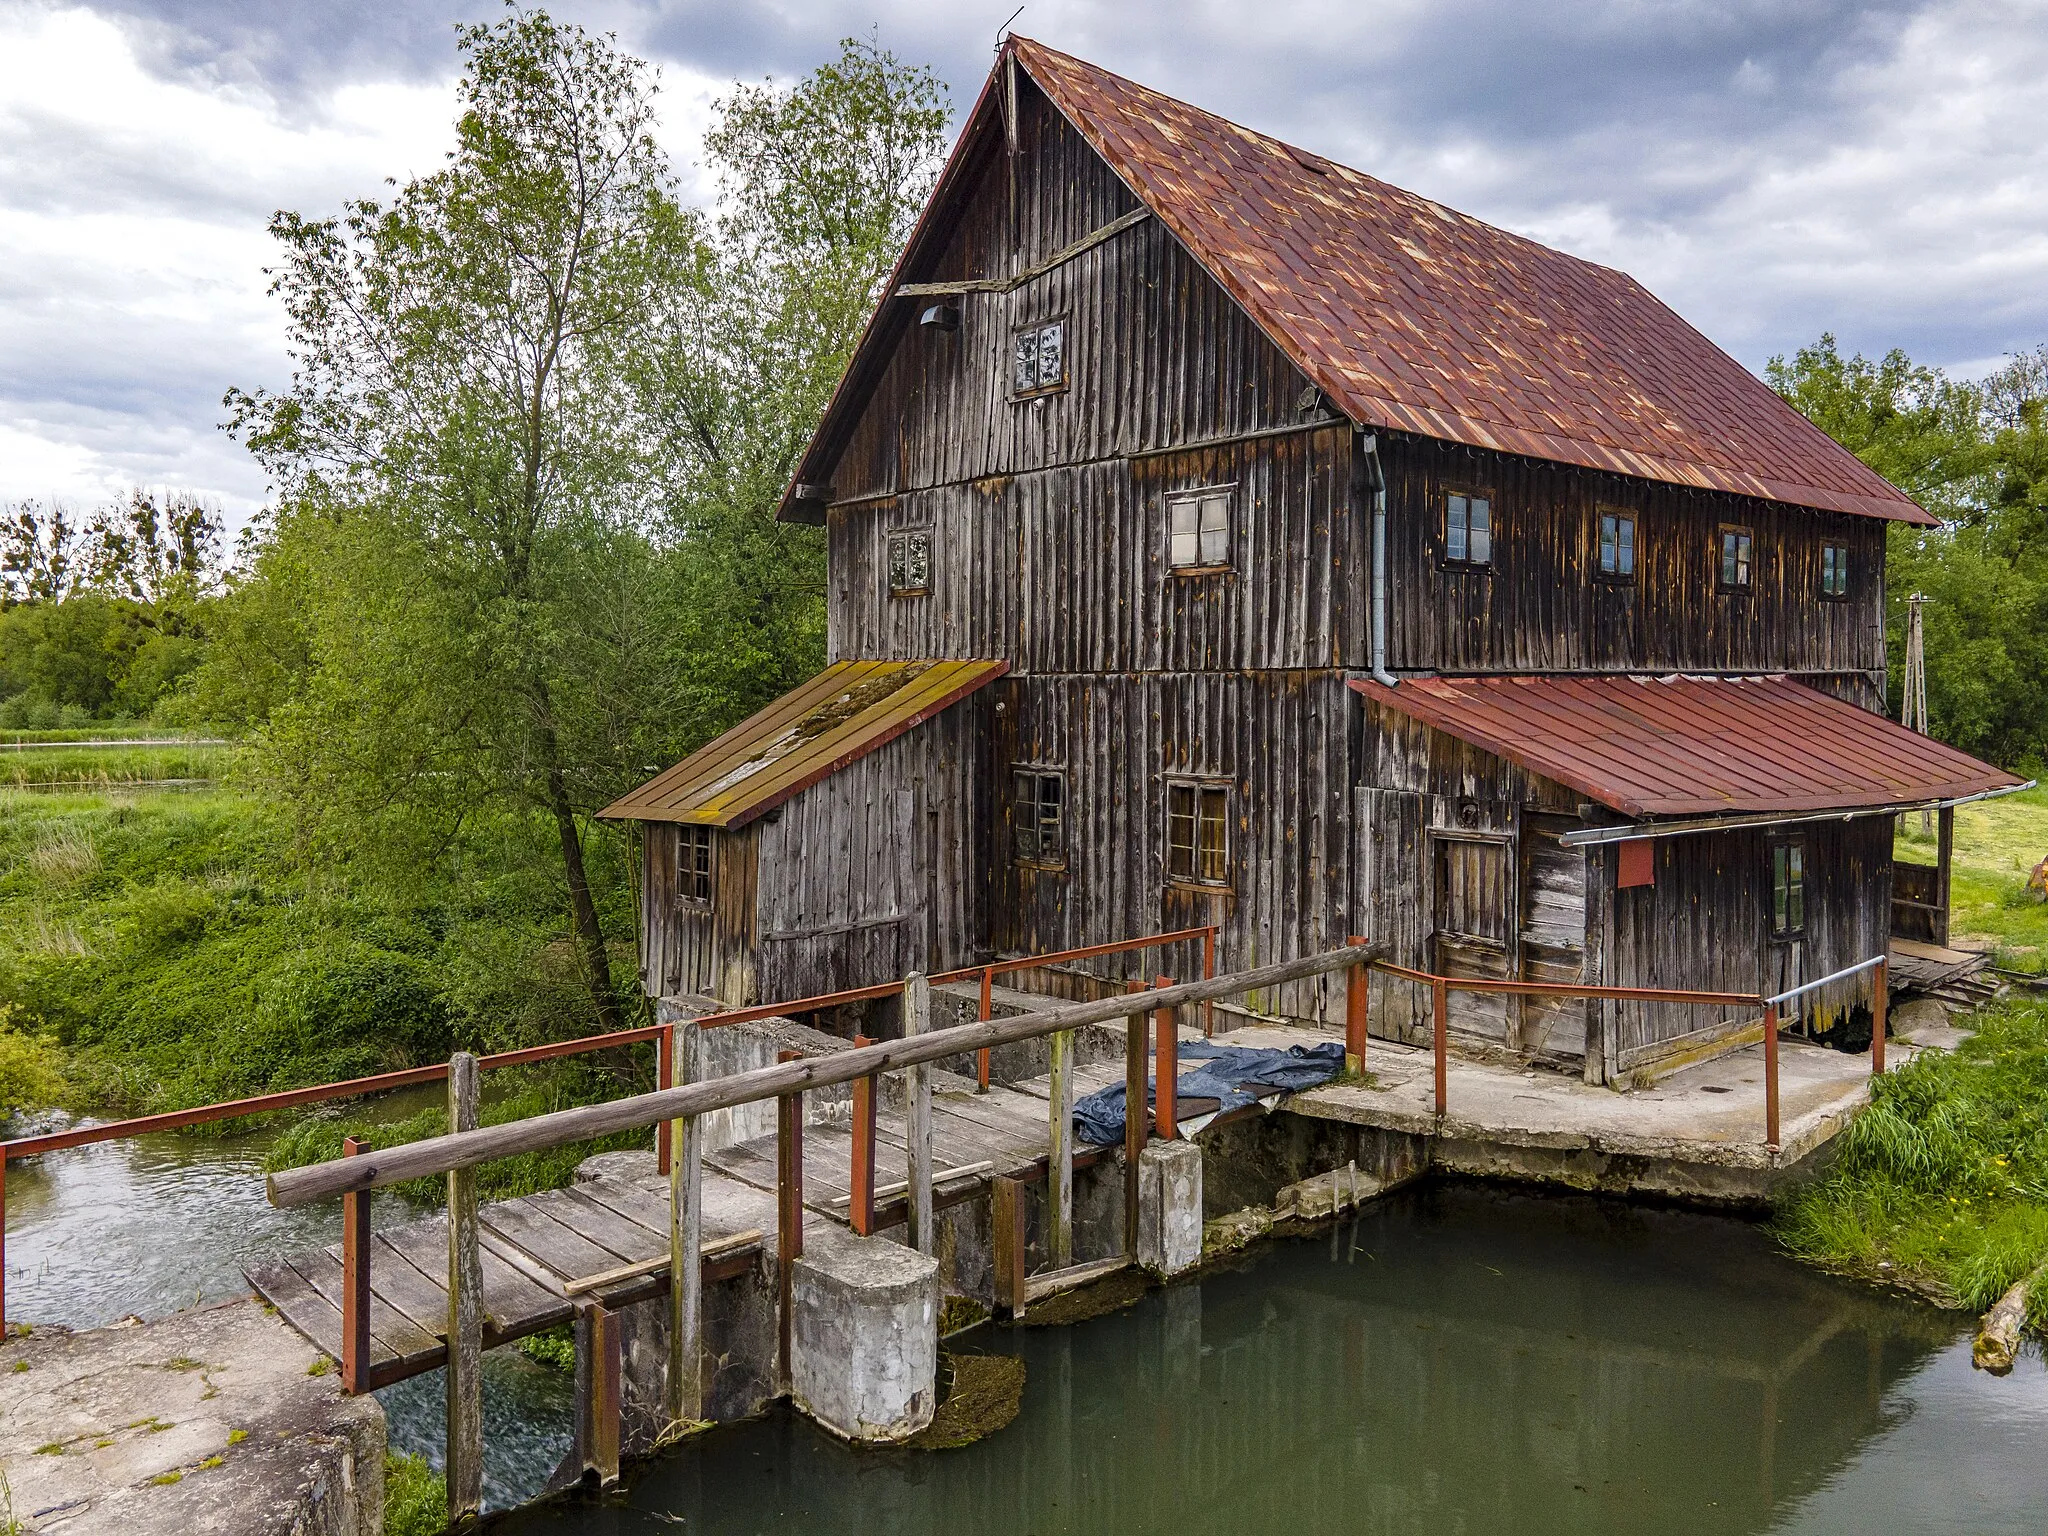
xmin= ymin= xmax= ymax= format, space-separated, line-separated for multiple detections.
xmin=385 ymin=1450 xmax=447 ymax=1536
xmin=1775 ymin=996 xmax=2048 ymax=1324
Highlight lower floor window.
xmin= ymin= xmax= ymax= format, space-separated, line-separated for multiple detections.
xmin=1013 ymin=769 xmax=1065 ymax=864
xmin=1168 ymin=781 xmax=1231 ymax=886
xmin=679 ymin=824 xmax=714 ymax=904
xmin=1771 ymin=840 xmax=1804 ymax=937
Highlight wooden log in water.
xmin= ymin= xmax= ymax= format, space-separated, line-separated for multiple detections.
xmin=1973 ymin=1268 xmax=2041 ymax=1375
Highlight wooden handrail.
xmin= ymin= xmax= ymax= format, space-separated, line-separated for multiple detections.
xmin=267 ymin=944 xmax=1375 ymax=1208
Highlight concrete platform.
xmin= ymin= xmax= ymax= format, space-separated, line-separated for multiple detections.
xmin=0 ymin=1297 xmax=384 ymax=1535
xmin=1216 ymin=1022 xmax=1921 ymax=1203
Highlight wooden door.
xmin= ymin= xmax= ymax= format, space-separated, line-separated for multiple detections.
xmin=1517 ymin=814 xmax=1587 ymax=1062
xmin=1432 ymin=834 xmax=1512 ymax=1047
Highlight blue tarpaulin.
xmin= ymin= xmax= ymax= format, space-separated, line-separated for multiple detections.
xmin=1070 ymin=1039 xmax=1346 ymax=1146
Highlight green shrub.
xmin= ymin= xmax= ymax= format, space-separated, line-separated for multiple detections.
xmin=384 ymin=1451 xmax=446 ymax=1536
xmin=0 ymin=1007 xmax=64 ymax=1114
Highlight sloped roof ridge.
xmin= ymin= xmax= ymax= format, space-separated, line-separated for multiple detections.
xmin=1005 ymin=36 xmax=1932 ymax=526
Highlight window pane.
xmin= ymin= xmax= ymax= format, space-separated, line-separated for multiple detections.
xmin=1446 ymin=495 xmax=1467 ymax=562
xmin=1167 ymin=785 xmax=1195 ymax=880
xmin=1618 ymin=517 xmax=1634 ymax=576
xmin=1469 ymin=498 xmax=1491 ymax=565
xmin=1737 ymin=534 xmax=1752 ymax=584
xmin=1014 ymin=773 xmax=1038 ymax=860
xmin=905 ymin=530 xmax=930 ymax=589
xmin=1199 ymin=495 xmax=1229 ymax=565
xmin=887 ymin=535 xmax=906 ymax=591
xmin=1039 ymin=775 xmax=1063 ymax=858
xmin=1600 ymin=515 xmax=1617 ymax=573
xmin=1036 ymin=322 xmax=1064 ymax=387
xmin=1788 ymin=845 xmax=1804 ymax=931
xmin=1198 ymin=787 xmax=1229 ymax=884
xmin=1772 ymin=846 xmax=1788 ymax=931
xmin=1012 ymin=329 xmax=1038 ymax=393
xmin=1170 ymin=529 xmax=1199 ymax=567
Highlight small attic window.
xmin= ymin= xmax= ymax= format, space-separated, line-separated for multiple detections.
xmin=1011 ymin=319 xmax=1068 ymax=398
xmin=887 ymin=528 xmax=932 ymax=596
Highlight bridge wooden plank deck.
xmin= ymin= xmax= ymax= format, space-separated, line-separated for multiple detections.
xmin=245 ymin=1070 xmax=1102 ymax=1382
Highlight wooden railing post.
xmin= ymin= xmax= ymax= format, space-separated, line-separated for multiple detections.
xmin=340 ymin=1137 xmax=370 ymax=1394
xmin=1124 ymin=984 xmax=1148 ymax=1258
xmin=0 ymin=1150 xmax=8 ymax=1340
xmin=1764 ymin=1004 xmax=1781 ymax=1152
xmin=1155 ymin=976 xmax=1178 ymax=1140
xmin=905 ymin=975 xmax=934 ymax=1256
xmin=446 ymin=1052 xmax=483 ymax=1528
xmin=574 ymin=1297 xmax=621 ymax=1487
xmin=666 ymin=1024 xmax=703 ymax=1427
xmin=656 ymin=1022 xmax=676 ymax=1175
xmin=976 ymin=966 xmax=994 ymax=1092
xmin=1432 ymin=979 xmax=1449 ymax=1117
xmin=1048 ymin=1027 xmax=1074 ymax=1268
xmin=850 ymin=1036 xmax=877 ymax=1237
xmin=1345 ymin=937 xmax=1369 ymax=1074
xmin=776 ymin=1050 xmax=803 ymax=1391
xmin=1202 ymin=928 xmax=1217 ymax=1037
xmin=1872 ymin=959 xmax=1888 ymax=1076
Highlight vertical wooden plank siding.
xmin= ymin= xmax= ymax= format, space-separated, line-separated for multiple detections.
xmin=445 ymin=1052 xmax=483 ymax=1527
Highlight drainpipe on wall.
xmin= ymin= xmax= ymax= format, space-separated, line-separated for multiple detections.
xmin=1361 ymin=430 xmax=1397 ymax=686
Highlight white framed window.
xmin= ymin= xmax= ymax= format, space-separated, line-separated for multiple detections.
xmin=1010 ymin=319 xmax=1068 ymax=397
xmin=1445 ymin=490 xmax=1493 ymax=567
xmin=1168 ymin=486 xmax=1233 ymax=571
xmin=887 ymin=528 xmax=931 ymax=596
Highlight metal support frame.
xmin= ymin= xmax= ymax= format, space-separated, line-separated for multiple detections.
xmin=1124 ymin=983 xmax=1148 ymax=1257
xmin=340 ymin=1137 xmax=371 ymax=1395
xmin=976 ymin=967 xmax=994 ymax=1092
xmin=1202 ymin=929 xmax=1217 ymax=1037
xmin=1432 ymin=979 xmax=1449 ymax=1117
xmin=573 ymin=1297 xmax=621 ymax=1487
xmin=1763 ymin=1005 xmax=1782 ymax=1152
xmin=1154 ymin=977 xmax=1178 ymax=1140
xmin=1344 ymin=936 xmax=1369 ymax=1074
xmin=1872 ymin=958 xmax=1889 ymax=1075
xmin=656 ymin=1023 xmax=676 ymax=1175
xmin=776 ymin=1050 xmax=803 ymax=1391
xmin=849 ymin=1036 xmax=878 ymax=1237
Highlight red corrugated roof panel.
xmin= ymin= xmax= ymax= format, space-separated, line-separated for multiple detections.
xmin=1008 ymin=39 xmax=1932 ymax=526
xmin=1351 ymin=674 xmax=2020 ymax=817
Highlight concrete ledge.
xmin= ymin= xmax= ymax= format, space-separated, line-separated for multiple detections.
xmin=0 ymin=1297 xmax=384 ymax=1535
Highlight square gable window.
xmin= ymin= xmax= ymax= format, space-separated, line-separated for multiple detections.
xmin=1445 ymin=490 xmax=1492 ymax=568
xmin=1011 ymin=319 xmax=1068 ymax=398
xmin=1821 ymin=542 xmax=1850 ymax=599
xmin=677 ymin=825 xmax=714 ymax=906
xmin=1168 ymin=486 xmax=1233 ymax=572
xmin=886 ymin=527 xmax=931 ymax=597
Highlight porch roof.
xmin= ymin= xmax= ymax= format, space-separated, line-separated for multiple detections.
xmin=1350 ymin=673 xmax=2022 ymax=819
xmin=600 ymin=658 xmax=1007 ymax=828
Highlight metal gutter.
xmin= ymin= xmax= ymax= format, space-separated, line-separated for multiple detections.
xmin=1557 ymin=780 xmax=2038 ymax=849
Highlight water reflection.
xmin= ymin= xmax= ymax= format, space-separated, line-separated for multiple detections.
xmin=497 ymin=1185 xmax=2048 ymax=1536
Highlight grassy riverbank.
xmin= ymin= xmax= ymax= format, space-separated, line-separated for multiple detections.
xmin=1898 ymin=783 xmax=2048 ymax=964
xmin=0 ymin=781 xmax=642 ymax=1121
xmin=1776 ymin=995 xmax=2048 ymax=1323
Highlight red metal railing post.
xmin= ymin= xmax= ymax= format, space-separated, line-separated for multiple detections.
xmin=341 ymin=1136 xmax=371 ymax=1394
xmin=656 ymin=1023 xmax=676 ymax=1175
xmin=1871 ymin=959 xmax=1888 ymax=1076
xmin=1764 ymin=1004 xmax=1781 ymax=1152
xmin=1124 ymin=983 xmax=1147 ymax=1258
xmin=1432 ymin=979 xmax=1449 ymax=1117
xmin=850 ymin=1036 xmax=877 ymax=1237
xmin=976 ymin=966 xmax=994 ymax=1093
xmin=1154 ymin=976 xmax=1178 ymax=1140
xmin=776 ymin=1050 xmax=803 ymax=1389
xmin=1345 ymin=936 xmax=1369 ymax=1074
xmin=1202 ymin=927 xmax=1217 ymax=1037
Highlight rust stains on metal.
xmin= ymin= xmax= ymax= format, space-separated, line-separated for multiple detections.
xmin=993 ymin=39 xmax=1931 ymax=527
xmin=1351 ymin=673 xmax=2021 ymax=816
xmin=600 ymin=658 xmax=1008 ymax=827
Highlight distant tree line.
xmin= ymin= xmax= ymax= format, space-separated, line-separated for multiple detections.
xmin=1769 ymin=337 xmax=2048 ymax=770
xmin=0 ymin=491 xmax=226 ymax=725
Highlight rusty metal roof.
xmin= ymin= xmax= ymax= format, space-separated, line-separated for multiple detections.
xmin=996 ymin=40 xmax=1930 ymax=526
xmin=600 ymin=659 xmax=1007 ymax=827
xmin=1351 ymin=673 xmax=2019 ymax=817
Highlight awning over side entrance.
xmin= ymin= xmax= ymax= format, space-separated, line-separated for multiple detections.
xmin=601 ymin=657 xmax=1007 ymax=828
xmin=1350 ymin=673 xmax=2021 ymax=817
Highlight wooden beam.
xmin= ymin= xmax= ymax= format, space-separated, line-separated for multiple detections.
xmin=849 ymin=1037 xmax=877 ymax=1238
xmin=445 ymin=1053 xmax=483 ymax=1527
xmin=267 ymin=946 xmax=1382 ymax=1207
xmin=665 ymin=1019 xmax=703 ymax=1428
xmin=340 ymin=1137 xmax=371 ymax=1395
xmin=1123 ymin=985 xmax=1146 ymax=1258
xmin=1154 ymin=979 xmax=1177 ymax=1140
xmin=776 ymin=1050 xmax=803 ymax=1392
xmin=991 ymin=1175 xmax=1027 ymax=1321
xmin=895 ymin=209 xmax=1150 ymax=297
xmin=906 ymin=975 xmax=934 ymax=1256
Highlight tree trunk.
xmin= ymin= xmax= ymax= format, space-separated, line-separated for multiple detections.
xmin=545 ymin=759 xmax=624 ymax=1034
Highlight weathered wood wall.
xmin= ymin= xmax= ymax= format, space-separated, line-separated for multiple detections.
xmin=640 ymin=821 xmax=760 ymax=1006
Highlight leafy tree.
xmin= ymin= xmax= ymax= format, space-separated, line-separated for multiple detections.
xmin=223 ymin=11 xmax=706 ymax=1030
xmin=1770 ymin=335 xmax=2048 ymax=768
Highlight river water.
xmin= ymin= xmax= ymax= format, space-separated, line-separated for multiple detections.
xmin=8 ymin=1130 xmax=2047 ymax=1531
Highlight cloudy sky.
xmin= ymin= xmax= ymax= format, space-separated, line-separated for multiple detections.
xmin=3 ymin=0 xmax=2044 ymax=518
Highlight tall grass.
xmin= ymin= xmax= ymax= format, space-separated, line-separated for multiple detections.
xmin=1775 ymin=997 xmax=2048 ymax=1323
